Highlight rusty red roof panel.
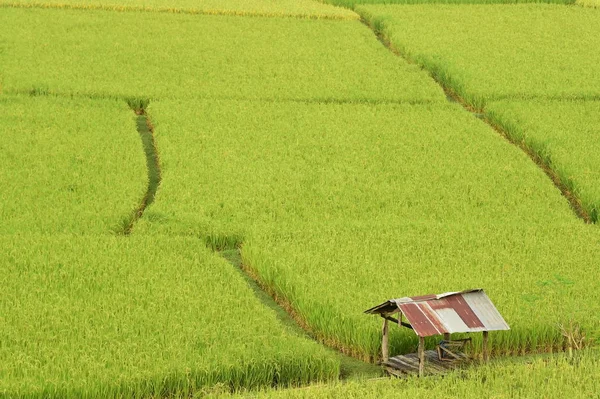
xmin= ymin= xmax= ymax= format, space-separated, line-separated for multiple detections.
xmin=399 ymin=303 xmax=443 ymax=337
xmin=365 ymin=289 xmax=509 ymax=337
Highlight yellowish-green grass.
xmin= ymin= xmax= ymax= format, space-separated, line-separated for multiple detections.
xmin=0 ymin=8 xmax=444 ymax=103
xmin=2 ymin=1 xmax=599 ymax=396
xmin=321 ymin=0 xmax=572 ymax=6
xmin=135 ymin=99 xmax=600 ymax=359
xmin=0 ymin=0 xmax=358 ymax=19
xmin=212 ymin=350 xmax=600 ymax=398
xmin=577 ymin=0 xmax=600 ymax=7
xmin=357 ymin=4 xmax=600 ymax=109
xmin=486 ymin=99 xmax=600 ymax=222
xmin=0 ymin=235 xmax=339 ymax=398
xmin=0 ymin=95 xmax=146 ymax=234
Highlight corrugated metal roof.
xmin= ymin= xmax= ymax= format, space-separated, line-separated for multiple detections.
xmin=364 ymin=289 xmax=509 ymax=337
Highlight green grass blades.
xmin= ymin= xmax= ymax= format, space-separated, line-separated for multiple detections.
xmin=0 ymin=95 xmax=146 ymax=234
xmin=486 ymin=100 xmax=600 ymax=222
xmin=0 ymin=235 xmax=339 ymax=398
xmin=214 ymin=350 xmax=600 ymax=398
xmin=0 ymin=8 xmax=444 ymax=103
xmin=133 ymin=99 xmax=600 ymax=358
xmin=357 ymin=4 xmax=600 ymax=109
xmin=322 ymin=0 xmax=572 ymax=6
xmin=577 ymin=0 xmax=600 ymax=7
xmin=0 ymin=0 xmax=358 ymax=19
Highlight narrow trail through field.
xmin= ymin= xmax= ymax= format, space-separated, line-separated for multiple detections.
xmin=121 ymin=105 xmax=161 ymax=235
xmin=216 ymin=247 xmax=382 ymax=380
xmin=359 ymin=16 xmax=592 ymax=224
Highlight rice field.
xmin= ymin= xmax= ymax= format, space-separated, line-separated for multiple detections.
xmin=0 ymin=95 xmax=146 ymax=234
xmin=323 ymin=0 xmax=572 ymax=5
xmin=0 ymin=0 xmax=357 ymax=18
xmin=486 ymin=99 xmax=600 ymax=222
xmin=0 ymin=8 xmax=443 ymax=103
xmin=577 ymin=0 xmax=600 ymax=6
xmin=137 ymin=99 xmax=573 ymax=235
xmin=1 ymin=0 xmax=599 ymax=396
xmin=357 ymin=4 xmax=600 ymax=109
xmin=0 ymin=235 xmax=338 ymax=398
xmin=136 ymin=99 xmax=599 ymax=359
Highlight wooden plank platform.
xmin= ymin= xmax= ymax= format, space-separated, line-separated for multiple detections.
xmin=384 ymin=350 xmax=469 ymax=377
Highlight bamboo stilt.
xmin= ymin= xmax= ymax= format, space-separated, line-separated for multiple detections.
xmin=382 ymin=317 xmax=389 ymax=363
xmin=418 ymin=336 xmax=425 ymax=377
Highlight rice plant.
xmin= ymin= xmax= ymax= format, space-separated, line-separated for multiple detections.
xmin=576 ymin=0 xmax=600 ymax=6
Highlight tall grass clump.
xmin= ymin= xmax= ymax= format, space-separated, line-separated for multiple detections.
xmin=576 ymin=0 xmax=600 ymax=7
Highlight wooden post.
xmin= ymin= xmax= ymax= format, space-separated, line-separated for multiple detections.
xmin=418 ymin=336 xmax=425 ymax=377
xmin=444 ymin=333 xmax=451 ymax=341
xmin=382 ymin=317 xmax=389 ymax=363
xmin=482 ymin=331 xmax=489 ymax=362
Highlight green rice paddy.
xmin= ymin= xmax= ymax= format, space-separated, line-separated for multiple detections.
xmin=217 ymin=350 xmax=600 ymax=398
xmin=136 ymin=99 xmax=599 ymax=359
xmin=358 ymin=4 xmax=600 ymax=109
xmin=0 ymin=8 xmax=443 ymax=103
xmin=323 ymin=0 xmax=572 ymax=5
xmin=0 ymin=236 xmax=338 ymax=398
xmin=1 ymin=0 xmax=599 ymax=397
xmin=487 ymin=100 xmax=600 ymax=222
xmin=0 ymin=95 xmax=146 ymax=234
xmin=0 ymin=0 xmax=358 ymax=18
xmin=576 ymin=0 xmax=600 ymax=6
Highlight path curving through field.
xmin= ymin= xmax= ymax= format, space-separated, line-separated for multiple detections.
xmin=121 ymin=104 xmax=162 ymax=235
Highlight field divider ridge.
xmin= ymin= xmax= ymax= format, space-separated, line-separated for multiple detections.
xmin=483 ymin=111 xmax=593 ymax=223
xmin=121 ymin=99 xmax=162 ymax=235
xmin=204 ymin=236 xmax=382 ymax=378
xmin=0 ymin=2 xmax=360 ymax=20
xmin=357 ymin=13 xmax=593 ymax=224
xmin=8 ymin=87 xmax=437 ymax=108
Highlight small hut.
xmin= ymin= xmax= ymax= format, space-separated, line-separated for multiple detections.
xmin=365 ymin=289 xmax=509 ymax=377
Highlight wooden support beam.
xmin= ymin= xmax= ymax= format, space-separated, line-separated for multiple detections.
xmin=418 ymin=336 xmax=425 ymax=377
xmin=381 ymin=315 xmax=413 ymax=330
xmin=382 ymin=317 xmax=389 ymax=363
xmin=482 ymin=330 xmax=489 ymax=362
